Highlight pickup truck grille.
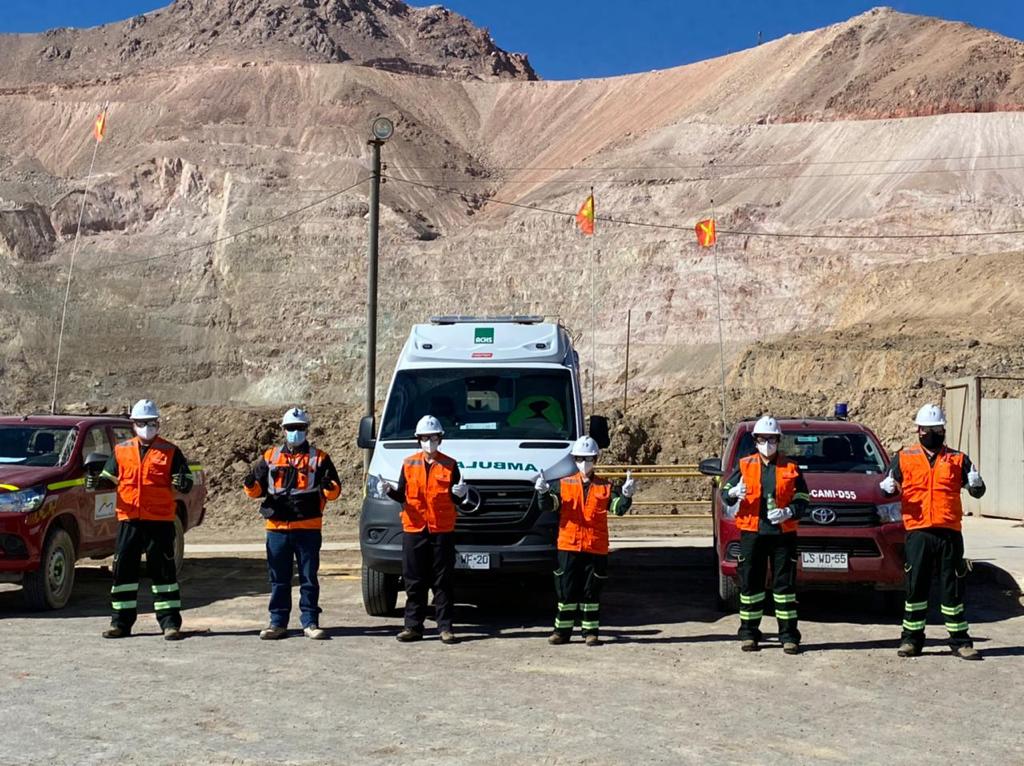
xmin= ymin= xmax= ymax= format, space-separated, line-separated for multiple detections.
xmin=796 ymin=536 xmax=881 ymax=557
xmin=456 ymin=480 xmax=537 ymax=528
xmin=804 ymin=504 xmax=879 ymax=527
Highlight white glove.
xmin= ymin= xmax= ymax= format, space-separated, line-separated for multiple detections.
xmin=723 ymin=501 xmax=739 ymax=520
xmin=534 ymin=474 xmax=550 ymax=494
xmin=375 ymin=475 xmax=393 ymax=499
xmin=620 ymin=470 xmax=635 ymax=498
xmin=767 ymin=506 xmax=794 ymax=525
xmin=968 ymin=467 xmax=982 ymax=488
xmin=727 ymin=479 xmax=747 ymax=501
xmin=452 ymin=479 xmax=469 ymax=499
xmin=879 ymin=475 xmax=897 ymax=494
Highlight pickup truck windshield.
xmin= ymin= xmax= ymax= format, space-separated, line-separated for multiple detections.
xmin=737 ymin=431 xmax=885 ymax=474
xmin=380 ymin=368 xmax=576 ymax=441
xmin=0 ymin=426 xmax=77 ymax=467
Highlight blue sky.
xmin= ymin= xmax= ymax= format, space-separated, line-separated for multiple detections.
xmin=2 ymin=1 xmax=1023 ymax=80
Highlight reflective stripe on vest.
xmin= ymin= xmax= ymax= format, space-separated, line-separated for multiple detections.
xmin=266 ymin=446 xmax=320 ymax=496
xmin=735 ymin=454 xmax=799 ymax=533
xmin=114 ymin=437 xmax=176 ymax=521
xmin=898 ymin=446 xmax=965 ymax=531
xmin=557 ymin=473 xmax=612 ymax=555
xmin=401 ymin=452 xmax=456 ymax=533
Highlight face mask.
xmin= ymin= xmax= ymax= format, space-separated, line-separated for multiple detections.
xmin=919 ymin=430 xmax=945 ymax=451
xmin=757 ymin=441 xmax=778 ymax=458
xmin=286 ymin=430 xmax=307 ymax=447
xmin=134 ymin=425 xmax=158 ymax=442
xmin=576 ymin=459 xmax=594 ymax=478
xmin=420 ymin=438 xmax=439 ymax=455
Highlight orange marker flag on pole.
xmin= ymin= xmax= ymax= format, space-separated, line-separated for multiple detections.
xmin=576 ymin=193 xmax=595 ymax=236
xmin=93 ymin=110 xmax=107 ymax=142
xmin=695 ymin=218 xmax=716 ymax=247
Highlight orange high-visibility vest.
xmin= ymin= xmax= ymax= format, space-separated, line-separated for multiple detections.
xmin=557 ymin=473 xmax=612 ymax=555
xmin=114 ymin=437 xmax=176 ymax=522
xmin=897 ymin=446 xmax=965 ymax=531
xmin=257 ymin=445 xmax=339 ymax=531
xmin=401 ymin=452 xmax=457 ymax=533
xmin=736 ymin=454 xmax=800 ymax=533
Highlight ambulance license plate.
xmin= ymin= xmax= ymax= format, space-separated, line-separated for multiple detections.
xmin=455 ymin=552 xmax=491 ymax=570
xmin=801 ymin=551 xmax=848 ymax=570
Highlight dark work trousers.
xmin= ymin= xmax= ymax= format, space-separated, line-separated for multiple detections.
xmin=737 ymin=531 xmax=800 ymax=644
xmin=402 ymin=530 xmax=455 ymax=632
xmin=266 ymin=529 xmax=322 ymax=629
xmin=553 ymin=550 xmax=609 ymax=638
xmin=902 ymin=527 xmax=972 ymax=649
xmin=110 ymin=520 xmax=181 ymax=631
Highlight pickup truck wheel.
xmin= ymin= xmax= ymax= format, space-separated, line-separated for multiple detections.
xmin=173 ymin=516 xmax=185 ymax=577
xmin=362 ymin=564 xmax=399 ymax=616
xmin=23 ymin=528 xmax=76 ymax=610
xmin=715 ymin=545 xmax=740 ymax=613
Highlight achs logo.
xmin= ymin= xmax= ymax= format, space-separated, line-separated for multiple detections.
xmin=474 ymin=327 xmax=495 ymax=344
xmin=811 ymin=507 xmax=837 ymax=525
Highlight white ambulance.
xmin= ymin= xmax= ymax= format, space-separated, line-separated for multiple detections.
xmin=357 ymin=316 xmax=609 ymax=615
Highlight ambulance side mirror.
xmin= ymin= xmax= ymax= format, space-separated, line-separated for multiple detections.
xmin=588 ymin=415 xmax=610 ymax=449
xmin=357 ymin=416 xmax=376 ymax=450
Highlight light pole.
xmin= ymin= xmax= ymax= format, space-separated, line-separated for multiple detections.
xmin=365 ymin=116 xmax=393 ymax=470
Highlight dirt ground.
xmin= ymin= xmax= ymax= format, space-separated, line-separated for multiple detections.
xmin=1 ymin=544 xmax=1021 ymax=766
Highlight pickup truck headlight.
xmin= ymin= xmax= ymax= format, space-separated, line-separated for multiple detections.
xmin=0 ymin=487 xmax=46 ymax=514
xmin=876 ymin=502 xmax=902 ymax=524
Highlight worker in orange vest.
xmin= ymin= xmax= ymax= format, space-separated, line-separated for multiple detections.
xmin=243 ymin=407 xmax=341 ymax=640
xmin=536 ymin=435 xmax=635 ymax=646
xmin=375 ymin=415 xmax=473 ymax=644
xmin=720 ymin=415 xmax=810 ymax=654
xmin=880 ymin=404 xmax=985 ymax=660
xmin=88 ymin=399 xmax=194 ymax=641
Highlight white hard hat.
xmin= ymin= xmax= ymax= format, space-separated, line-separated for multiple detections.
xmin=281 ymin=407 xmax=311 ymax=427
xmin=570 ymin=435 xmax=600 ymax=458
xmin=414 ymin=415 xmax=444 ymax=437
xmin=130 ymin=399 xmax=160 ymax=420
xmin=915 ymin=404 xmax=946 ymax=427
xmin=752 ymin=415 xmax=782 ymax=437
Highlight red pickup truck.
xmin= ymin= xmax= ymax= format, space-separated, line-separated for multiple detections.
xmin=699 ymin=417 xmax=905 ymax=610
xmin=0 ymin=415 xmax=206 ymax=609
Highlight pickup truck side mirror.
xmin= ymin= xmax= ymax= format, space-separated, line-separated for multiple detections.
xmin=83 ymin=452 xmax=109 ymax=477
xmin=588 ymin=415 xmax=610 ymax=449
xmin=357 ymin=416 xmax=376 ymax=450
xmin=698 ymin=457 xmax=723 ymax=477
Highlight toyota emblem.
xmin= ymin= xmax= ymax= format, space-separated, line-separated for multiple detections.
xmin=811 ymin=507 xmax=837 ymax=525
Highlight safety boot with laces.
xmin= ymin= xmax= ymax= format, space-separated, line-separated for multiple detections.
xmin=102 ymin=625 xmax=130 ymax=639
xmin=303 ymin=625 xmax=327 ymax=640
xmin=260 ymin=625 xmax=287 ymax=640
xmin=953 ymin=645 xmax=981 ymax=661
xmin=741 ymin=639 xmax=759 ymax=652
xmin=897 ymin=642 xmax=921 ymax=657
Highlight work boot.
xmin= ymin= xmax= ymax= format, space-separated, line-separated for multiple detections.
xmin=548 ymin=632 xmax=569 ymax=645
xmin=102 ymin=625 xmax=130 ymax=639
xmin=584 ymin=635 xmax=602 ymax=647
xmin=897 ymin=642 xmax=921 ymax=657
xmin=163 ymin=627 xmax=183 ymax=642
xmin=303 ymin=625 xmax=327 ymax=640
xmin=259 ymin=625 xmax=287 ymax=640
xmin=783 ymin=642 xmax=801 ymax=655
xmin=396 ymin=628 xmax=423 ymax=643
xmin=740 ymin=639 xmax=759 ymax=652
xmin=952 ymin=645 xmax=981 ymax=661
xmin=439 ymin=630 xmax=457 ymax=645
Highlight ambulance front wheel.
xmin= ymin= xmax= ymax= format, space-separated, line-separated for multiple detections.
xmin=362 ymin=564 xmax=400 ymax=616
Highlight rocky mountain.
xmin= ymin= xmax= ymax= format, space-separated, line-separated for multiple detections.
xmin=0 ymin=0 xmax=536 ymax=84
xmin=2 ymin=5 xmax=1024 ymax=519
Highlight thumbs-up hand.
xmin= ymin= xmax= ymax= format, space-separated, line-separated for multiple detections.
xmin=621 ymin=470 xmax=636 ymax=498
xmin=534 ymin=473 xmax=550 ymax=494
